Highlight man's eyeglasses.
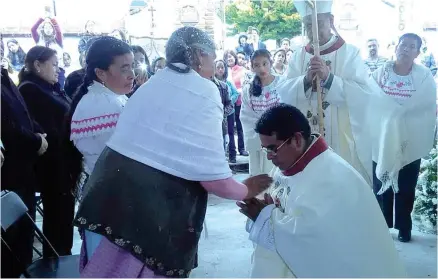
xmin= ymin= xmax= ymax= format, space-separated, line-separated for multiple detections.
xmin=261 ymin=136 xmax=293 ymax=156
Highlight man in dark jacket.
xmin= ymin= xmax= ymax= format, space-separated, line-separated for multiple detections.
xmin=1 ymin=39 xmax=48 ymax=277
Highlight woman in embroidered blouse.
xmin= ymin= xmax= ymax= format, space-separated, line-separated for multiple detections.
xmin=272 ymin=49 xmax=287 ymax=76
xmin=73 ymin=27 xmax=272 ymax=278
xmin=224 ymin=49 xmax=249 ymax=158
xmin=370 ymin=33 xmax=437 ymax=243
xmin=70 ymin=36 xmax=133 ymax=177
xmin=241 ymin=49 xmax=282 ymax=177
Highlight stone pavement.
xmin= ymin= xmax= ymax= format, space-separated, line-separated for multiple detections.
xmin=191 ymin=194 xmax=437 ymax=278
xmin=36 ymin=173 xmax=436 ymax=278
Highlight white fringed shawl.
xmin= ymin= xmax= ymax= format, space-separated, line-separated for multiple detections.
xmin=370 ymin=62 xmax=436 ymax=194
xmin=107 ymin=67 xmax=232 ymax=181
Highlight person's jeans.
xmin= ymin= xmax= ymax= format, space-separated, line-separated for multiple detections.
xmin=372 ymin=160 xmax=421 ymax=231
xmin=234 ymin=105 xmax=245 ymax=153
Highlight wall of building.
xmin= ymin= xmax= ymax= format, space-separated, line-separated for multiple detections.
xmin=332 ymin=0 xmax=437 ymax=58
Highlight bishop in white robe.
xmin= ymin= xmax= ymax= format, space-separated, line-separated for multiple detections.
xmin=238 ymin=104 xmax=407 ymax=278
xmin=278 ymin=0 xmax=373 ymax=184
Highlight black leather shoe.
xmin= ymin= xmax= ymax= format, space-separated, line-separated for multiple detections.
xmin=239 ymin=151 xmax=249 ymax=156
xmin=229 ymin=157 xmax=237 ymax=164
xmin=398 ymin=230 xmax=411 ymax=242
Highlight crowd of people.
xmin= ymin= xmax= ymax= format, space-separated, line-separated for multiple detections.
xmin=1 ymin=0 xmax=437 ymax=278
xmin=1 ymin=6 xmax=158 ymax=90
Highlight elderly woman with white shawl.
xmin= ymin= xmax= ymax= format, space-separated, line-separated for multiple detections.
xmin=73 ymin=27 xmax=272 ymax=278
xmin=370 ymin=33 xmax=437 ymax=243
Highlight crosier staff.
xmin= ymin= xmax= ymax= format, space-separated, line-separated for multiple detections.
xmin=306 ymin=0 xmax=325 ymax=134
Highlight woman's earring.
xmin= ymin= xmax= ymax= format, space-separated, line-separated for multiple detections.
xmin=199 ymin=64 xmax=202 ymax=69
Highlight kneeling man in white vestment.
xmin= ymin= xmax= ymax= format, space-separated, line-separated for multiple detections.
xmin=237 ymin=104 xmax=407 ymax=278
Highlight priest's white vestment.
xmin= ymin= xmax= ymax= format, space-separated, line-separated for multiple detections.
xmin=279 ymin=36 xmax=373 ymax=184
xmin=246 ymin=136 xmax=406 ymax=278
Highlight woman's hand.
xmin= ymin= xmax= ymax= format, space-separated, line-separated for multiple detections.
xmin=242 ymin=174 xmax=273 ymax=199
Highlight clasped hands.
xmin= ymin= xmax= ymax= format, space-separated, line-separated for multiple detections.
xmin=237 ymin=193 xmax=277 ymax=222
xmin=305 ymin=56 xmax=330 ymax=84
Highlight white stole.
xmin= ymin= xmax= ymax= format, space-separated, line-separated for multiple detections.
xmin=370 ymin=62 xmax=437 ymax=194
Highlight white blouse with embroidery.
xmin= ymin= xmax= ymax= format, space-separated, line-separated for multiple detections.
xmin=70 ymin=82 xmax=128 ymax=174
xmin=241 ymin=75 xmax=282 ymax=151
xmin=380 ymin=63 xmax=416 ymax=104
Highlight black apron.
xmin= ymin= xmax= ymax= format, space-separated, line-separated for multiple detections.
xmin=74 ymin=147 xmax=207 ymax=278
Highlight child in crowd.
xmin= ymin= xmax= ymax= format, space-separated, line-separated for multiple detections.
xmin=215 ymin=60 xmax=240 ymax=162
xmin=241 ymin=49 xmax=282 ymax=176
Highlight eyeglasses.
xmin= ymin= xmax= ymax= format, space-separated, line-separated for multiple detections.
xmin=261 ymin=136 xmax=293 ymax=156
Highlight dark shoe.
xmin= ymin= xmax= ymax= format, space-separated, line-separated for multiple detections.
xmin=239 ymin=150 xmax=249 ymax=156
xmin=398 ymin=230 xmax=411 ymax=242
xmin=229 ymin=157 xmax=237 ymax=164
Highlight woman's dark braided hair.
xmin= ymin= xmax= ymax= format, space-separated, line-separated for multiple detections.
xmin=68 ymin=36 xmax=133 ymax=185
xmin=249 ymin=49 xmax=272 ymax=97
xmin=165 ymin=26 xmax=215 ymax=74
